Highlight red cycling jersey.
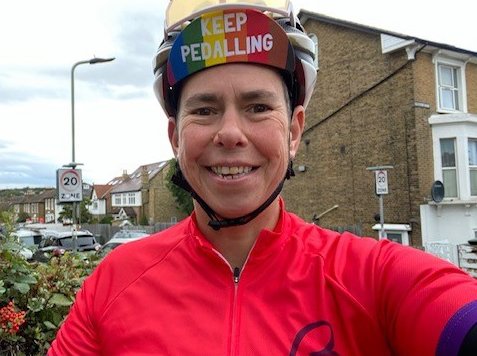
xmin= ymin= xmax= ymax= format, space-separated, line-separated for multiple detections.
xmin=49 ymin=202 xmax=477 ymax=355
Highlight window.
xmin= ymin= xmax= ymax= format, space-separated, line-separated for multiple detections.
xmin=438 ymin=64 xmax=460 ymax=111
xmin=435 ymin=56 xmax=467 ymax=113
xmin=440 ymin=138 xmax=458 ymax=198
xmin=469 ymin=139 xmax=477 ymax=196
xmin=128 ymin=193 xmax=136 ymax=205
xmin=114 ymin=195 xmax=121 ymax=205
xmin=386 ymin=232 xmax=404 ymax=244
xmin=372 ymin=224 xmax=411 ymax=245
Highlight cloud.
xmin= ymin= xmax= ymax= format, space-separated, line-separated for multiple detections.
xmin=0 ymin=142 xmax=58 ymax=189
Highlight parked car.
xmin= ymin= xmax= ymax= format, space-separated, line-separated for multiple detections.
xmin=0 ymin=231 xmax=32 ymax=260
xmin=10 ymin=229 xmax=43 ymax=260
xmin=13 ymin=228 xmax=43 ymax=247
xmin=32 ymin=230 xmax=101 ymax=262
xmin=97 ymin=230 xmax=150 ymax=257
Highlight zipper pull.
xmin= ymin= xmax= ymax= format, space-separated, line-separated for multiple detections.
xmin=233 ymin=267 xmax=240 ymax=284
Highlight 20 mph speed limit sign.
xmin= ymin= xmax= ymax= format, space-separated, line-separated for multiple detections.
xmin=57 ymin=169 xmax=83 ymax=202
xmin=375 ymin=170 xmax=389 ymax=195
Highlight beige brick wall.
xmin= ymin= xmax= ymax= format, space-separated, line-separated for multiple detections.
xmin=142 ymin=163 xmax=188 ymax=224
xmin=468 ymin=62 xmax=477 ymax=113
xmin=282 ymin=18 xmax=427 ymax=245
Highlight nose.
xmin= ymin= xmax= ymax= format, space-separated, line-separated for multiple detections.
xmin=212 ymin=108 xmax=248 ymax=148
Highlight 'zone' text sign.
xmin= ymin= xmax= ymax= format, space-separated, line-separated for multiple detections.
xmin=57 ymin=169 xmax=83 ymax=202
xmin=375 ymin=170 xmax=389 ymax=195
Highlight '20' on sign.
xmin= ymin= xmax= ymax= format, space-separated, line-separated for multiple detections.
xmin=57 ymin=169 xmax=83 ymax=202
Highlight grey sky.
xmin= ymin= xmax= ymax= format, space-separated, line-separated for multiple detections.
xmin=0 ymin=0 xmax=475 ymax=189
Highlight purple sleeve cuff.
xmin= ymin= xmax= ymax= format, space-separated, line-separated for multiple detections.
xmin=436 ymin=300 xmax=477 ymax=356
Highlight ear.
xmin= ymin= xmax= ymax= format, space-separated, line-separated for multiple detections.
xmin=168 ymin=117 xmax=179 ymax=157
xmin=289 ymin=105 xmax=305 ymax=159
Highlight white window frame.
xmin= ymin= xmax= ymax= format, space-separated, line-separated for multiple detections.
xmin=430 ymin=114 xmax=477 ymax=201
xmin=434 ymin=57 xmax=467 ymax=113
xmin=440 ymin=137 xmax=459 ymax=199
xmin=112 ymin=192 xmax=141 ymax=207
xmin=469 ymin=138 xmax=477 ymax=197
xmin=372 ymin=224 xmax=411 ymax=245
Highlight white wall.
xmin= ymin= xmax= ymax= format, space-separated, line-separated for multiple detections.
xmin=421 ymin=203 xmax=477 ymax=245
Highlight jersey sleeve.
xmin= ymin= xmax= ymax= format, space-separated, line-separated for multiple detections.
xmin=374 ymin=239 xmax=477 ymax=355
xmin=47 ymin=264 xmax=103 ymax=355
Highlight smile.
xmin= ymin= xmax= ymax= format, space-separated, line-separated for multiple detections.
xmin=210 ymin=166 xmax=254 ymax=180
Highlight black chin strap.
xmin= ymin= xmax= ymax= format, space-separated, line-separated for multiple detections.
xmin=171 ymin=161 xmax=295 ymax=231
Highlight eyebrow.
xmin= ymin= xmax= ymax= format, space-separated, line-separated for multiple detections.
xmin=181 ymin=93 xmax=218 ymax=111
xmin=182 ymin=89 xmax=281 ymax=109
xmin=240 ymin=90 xmax=281 ymax=103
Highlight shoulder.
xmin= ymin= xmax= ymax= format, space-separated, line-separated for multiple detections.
xmin=82 ymin=218 xmax=193 ymax=311
xmin=285 ymin=211 xmax=380 ymax=258
xmin=101 ymin=217 xmax=192 ymax=272
xmin=284 ymin=211 xmax=453 ymax=279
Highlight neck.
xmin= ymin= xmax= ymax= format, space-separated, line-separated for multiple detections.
xmin=194 ymin=198 xmax=281 ymax=268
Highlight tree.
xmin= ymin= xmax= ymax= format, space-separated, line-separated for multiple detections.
xmin=16 ymin=211 xmax=30 ymax=223
xmin=99 ymin=215 xmax=113 ymax=224
xmin=58 ymin=198 xmax=93 ymax=224
xmin=58 ymin=204 xmax=73 ymax=223
xmin=139 ymin=214 xmax=149 ymax=226
xmin=165 ymin=158 xmax=194 ymax=215
xmin=79 ymin=198 xmax=93 ymax=224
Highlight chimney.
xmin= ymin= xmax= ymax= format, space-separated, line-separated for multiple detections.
xmin=122 ymin=169 xmax=130 ymax=181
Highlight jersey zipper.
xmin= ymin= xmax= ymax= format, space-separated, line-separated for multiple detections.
xmin=209 ymin=245 xmax=256 ymax=356
xmin=230 ymin=266 xmax=241 ymax=356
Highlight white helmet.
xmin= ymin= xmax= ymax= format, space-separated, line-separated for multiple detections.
xmin=153 ymin=0 xmax=318 ymax=116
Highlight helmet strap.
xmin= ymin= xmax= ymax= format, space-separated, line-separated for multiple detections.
xmin=171 ymin=160 xmax=293 ymax=231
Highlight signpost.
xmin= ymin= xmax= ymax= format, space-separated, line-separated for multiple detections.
xmin=367 ymin=165 xmax=393 ymax=239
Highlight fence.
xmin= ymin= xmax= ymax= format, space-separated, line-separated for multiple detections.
xmin=424 ymin=241 xmax=477 ymax=278
xmin=82 ymin=222 xmax=177 ymax=245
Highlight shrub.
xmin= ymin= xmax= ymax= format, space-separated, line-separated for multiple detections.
xmin=0 ymin=213 xmax=101 ymax=355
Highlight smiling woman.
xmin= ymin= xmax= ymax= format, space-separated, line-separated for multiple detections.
xmin=40 ymin=0 xmax=477 ymax=354
xmin=172 ymin=64 xmax=303 ymax=223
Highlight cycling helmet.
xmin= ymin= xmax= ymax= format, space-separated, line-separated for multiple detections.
xmin=153 ymin=0 xmax=317 ymax=116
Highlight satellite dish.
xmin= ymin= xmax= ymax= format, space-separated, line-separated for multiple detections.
xmin=431 ymin=180 xmax=445 ymax=203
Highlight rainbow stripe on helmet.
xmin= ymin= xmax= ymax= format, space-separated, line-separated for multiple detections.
xmin=166 ymin=8 xmax=295 ymax=86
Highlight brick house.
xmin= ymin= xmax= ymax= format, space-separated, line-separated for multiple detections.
xmin=10 ymin=188 xmax=56 ymax=223
xmin=109 ymin=161 xmax=187 ymax=225
xmin=281 ymin=10 xmax=477 ymax=249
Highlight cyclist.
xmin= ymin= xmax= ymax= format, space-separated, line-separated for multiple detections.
xmin=49 ymin=1 xmax=477 ymax=354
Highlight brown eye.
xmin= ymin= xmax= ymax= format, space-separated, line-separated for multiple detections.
xmin=251 ymin=104 xmax=269 ymax=113
xmin=194 ymin=107 xmax=212 ymax=115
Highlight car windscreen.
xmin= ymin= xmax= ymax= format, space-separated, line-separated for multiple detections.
xmin=113 ymin=231 xmax=149 ymax=239
xmin=59 ymin=236 xmax=95 ymax=249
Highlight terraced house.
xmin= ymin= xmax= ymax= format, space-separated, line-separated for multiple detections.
xmin=109 ymin=161 xmax=187 ymax=225
xmin=282 ymin=10 xmax=477 ymax=260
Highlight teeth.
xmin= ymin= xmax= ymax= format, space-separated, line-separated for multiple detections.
xmin=211 ymin=166 xmax=252 ymax=176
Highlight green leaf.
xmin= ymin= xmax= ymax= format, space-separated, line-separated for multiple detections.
xmin=27 ymin=297 xmax=45 ymax=312
xmin=18 ymin=274 xmax=37 ymax=284
xmin=49 ymin=293 xmax=73 ymax=306
xmin=43 ymin=321 xmax=57 ymax=330
xmin=14 ymin=282 xmax=30 ymax=293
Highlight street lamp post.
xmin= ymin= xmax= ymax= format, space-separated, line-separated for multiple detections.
xmin=69 ymin=57 xmax=115 ymax=251
xmin=70 ymin=57 xmax=115 ymax=167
